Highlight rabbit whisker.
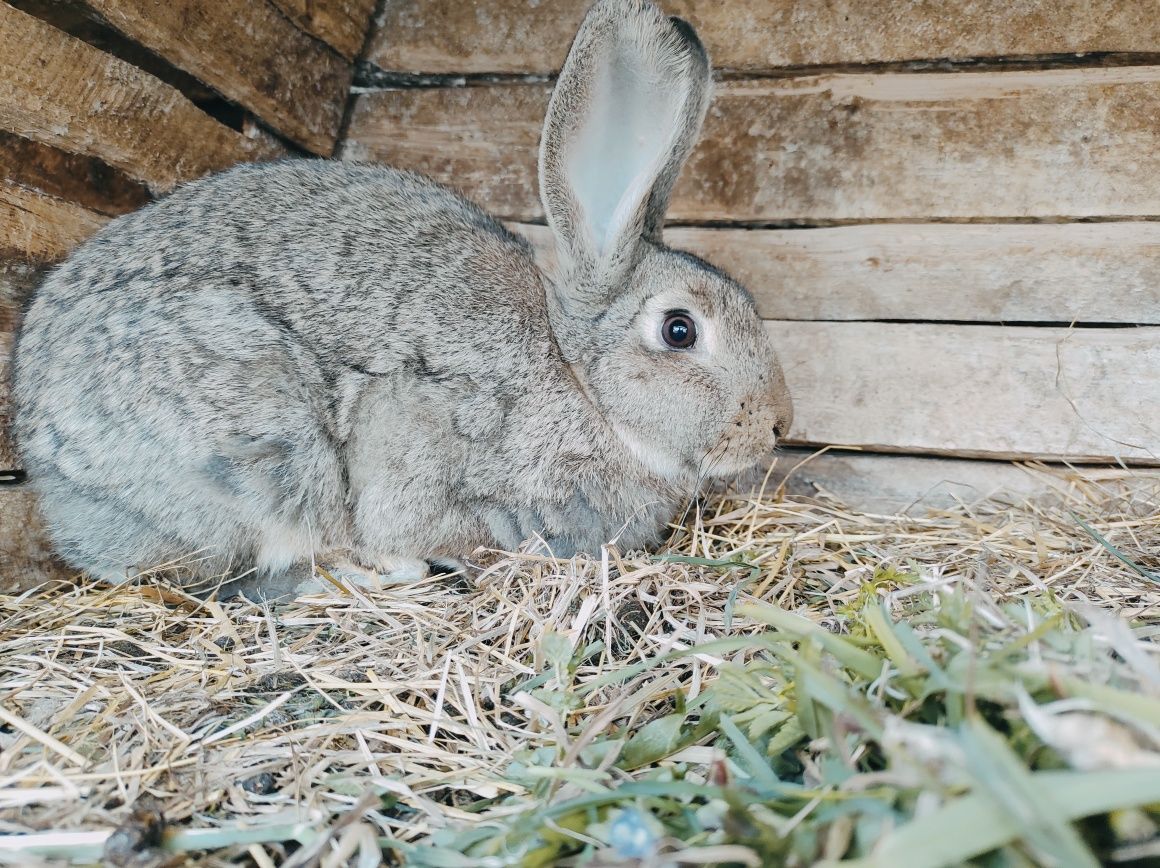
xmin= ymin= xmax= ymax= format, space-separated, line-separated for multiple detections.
xmin=672 ymin=437 xmax=730 ymax=538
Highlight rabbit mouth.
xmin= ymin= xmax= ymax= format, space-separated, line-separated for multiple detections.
xmin=701 ymin=452 xmax=774 ymax=479
xmin=697 ymin=436 xmax=780 ymax=479
xmin=698 ymin=401 xmax=787 ymax=478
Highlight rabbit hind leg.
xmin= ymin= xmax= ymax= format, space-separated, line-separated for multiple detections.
xmin=33 ymin=473 xmax=234 ymax=585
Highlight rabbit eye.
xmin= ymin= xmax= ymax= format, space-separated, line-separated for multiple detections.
xmin=661 ymin=311 xmax=697 ymax=349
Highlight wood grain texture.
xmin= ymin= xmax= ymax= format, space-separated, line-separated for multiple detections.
xmin=515 ymin=221 xmax=1160 ymax=325
xmin=1 ymin=181 xmax=107 ymax=262
xmin=0 ymin=131 xmax=149 ymax=217
xmin=769 ymin=321 xmax=1160 ymax=463
xmin=368 ymin=0 xmax=1160 ymax=75
xmin=344 ymin=67 xmax=1160 ymax=222
xmin=768 ymin=449 xmax=1160 ymax=514
xmin=0 ymin=2 xmax=285 ymax=192
xmin=6 ymin=0 xmax=219 ymax=101
xmin=74 ymin=0 xmax=351 ymax=154
xmin=269 ymin=0 xmax=377 ymax=61
xmin=343 ymin=84 xmax=548 ymax=218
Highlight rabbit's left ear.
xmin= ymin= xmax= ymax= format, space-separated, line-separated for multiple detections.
xmin=539 ymin=0 xmax=710 ymax=295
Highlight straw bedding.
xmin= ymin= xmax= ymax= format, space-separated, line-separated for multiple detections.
xmin=1 ymin=463 xmax=1158 ymax=865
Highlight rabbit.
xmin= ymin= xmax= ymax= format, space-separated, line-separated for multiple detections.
xmin=12 ymin=0 xmax=793 ymax=596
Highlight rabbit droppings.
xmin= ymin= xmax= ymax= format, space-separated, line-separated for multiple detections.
xmin=14 ymin=0 xmax=792 ymax=597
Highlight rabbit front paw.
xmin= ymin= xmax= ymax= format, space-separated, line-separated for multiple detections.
xmin=320 ymin=557 xmax=432 ymax=590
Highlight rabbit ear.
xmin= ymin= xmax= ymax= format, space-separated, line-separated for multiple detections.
xmin=539 ymin=0 xmax=710 ymax=294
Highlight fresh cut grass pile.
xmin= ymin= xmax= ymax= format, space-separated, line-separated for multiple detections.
xmin=2 ymin=463 xmax=1160 ymax=866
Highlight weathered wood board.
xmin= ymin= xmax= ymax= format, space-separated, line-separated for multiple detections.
xmin=0 ymin=2 xmax=285 ymax=193
xmin=0 ymin=131 xmax=149 ymax=218
xmin=342 ymin=84 xmax=565 ymax=220
xmin=344 ymin=67 xmax=1160 ymax=222
xmin=516 ymin=221 xmax=1160 ymax=325
xmin=71 ymin=0 xmax=352 ymax=154
xmin=1 ymin=181 xmax=107 ymax=262
xmin=270 ymin=0 xmax=377 ymax=62
xmin=369 ymin=0 xmax=1160 ymax=74
xmin=768 ymin=448 xmax=1160 ymax=514
xmin=768 ymin=321 xmax=1160 ymax=462
xmin=6 ymin=0 xmax=219 ymax=101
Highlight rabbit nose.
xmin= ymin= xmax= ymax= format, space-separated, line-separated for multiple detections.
xmin=772 ymin=393 xmax=793 ymax=441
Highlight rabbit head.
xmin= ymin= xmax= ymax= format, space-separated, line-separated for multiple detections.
xmin=539 ymin=0 xmax=792 ymax=483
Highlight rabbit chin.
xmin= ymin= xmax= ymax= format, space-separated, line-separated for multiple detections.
xmin=610 ymin=422 xmax=773 ymax=483
xmin=696 ymin=436 xmax=782 ymax=479
xmin=610 ymin=421 xmax=698 ymax=482
xmin=701 ymin=451 xmax=778 ymax=479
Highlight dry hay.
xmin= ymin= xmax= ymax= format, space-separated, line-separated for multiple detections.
xmin=1 ymin=462 xmax=1159 ymax=865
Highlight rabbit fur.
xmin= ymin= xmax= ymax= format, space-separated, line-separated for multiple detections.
xmin=13 ymin=0 xmax=792 ymax=594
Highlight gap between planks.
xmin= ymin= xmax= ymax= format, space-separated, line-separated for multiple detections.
xmin=354 ymin=53 xmax=1160 ymax=91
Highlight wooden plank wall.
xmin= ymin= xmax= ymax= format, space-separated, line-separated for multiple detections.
xmin=346 ymin=0 xmax=1160 ymax=476
xmin=0 ymin=0 xmax=378 ymax=584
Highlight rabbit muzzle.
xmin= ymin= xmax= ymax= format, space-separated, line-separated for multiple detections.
xmin=702 ymin=391 xmax=794 ymax=477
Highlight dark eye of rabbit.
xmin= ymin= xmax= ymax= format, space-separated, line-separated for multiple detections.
xmin=661 ymin=311 xmax=697 ymax=349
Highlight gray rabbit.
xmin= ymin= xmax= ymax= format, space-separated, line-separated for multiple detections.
xmin=13 ymin=0 xmax=792 ymax=592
